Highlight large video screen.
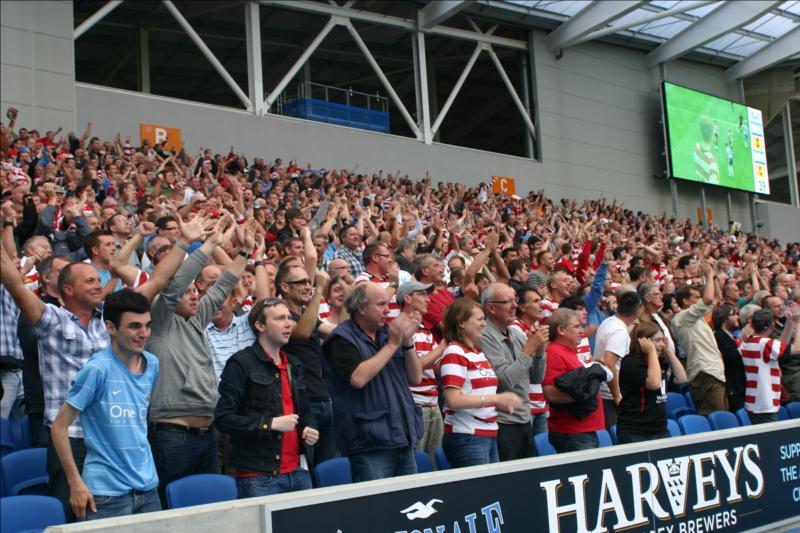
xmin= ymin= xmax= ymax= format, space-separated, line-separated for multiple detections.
xmin=662 ymin=81 xmax=769 ymax=194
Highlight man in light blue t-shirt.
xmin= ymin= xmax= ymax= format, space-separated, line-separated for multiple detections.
xmin=51 ymin=290 xmax=160 ymax=520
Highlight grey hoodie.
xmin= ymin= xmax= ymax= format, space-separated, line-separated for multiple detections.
xmin=146 ymin=249 xmax=239 ymax=420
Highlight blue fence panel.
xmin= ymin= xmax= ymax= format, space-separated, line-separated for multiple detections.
xmin=282 ymin=98 xmax=389 ymax=133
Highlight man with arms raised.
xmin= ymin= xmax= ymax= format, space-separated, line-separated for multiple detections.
xmin=146 ymin=215 xmax=254 ymax=504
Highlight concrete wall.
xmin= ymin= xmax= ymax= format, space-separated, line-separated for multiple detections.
xmin=1 ymin=0 xmax=75 ymax=132
xmin=755 ymin=200 xmax=800 ymax=244
xmin=73 ymin=30 xmax=764 ymax=233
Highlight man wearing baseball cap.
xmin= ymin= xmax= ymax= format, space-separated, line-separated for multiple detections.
xmin=396 ymin=280 xmax=445 ymax=465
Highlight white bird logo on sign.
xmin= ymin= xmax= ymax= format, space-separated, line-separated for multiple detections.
xmin=400 ymin=499 xmax=444 ymax=520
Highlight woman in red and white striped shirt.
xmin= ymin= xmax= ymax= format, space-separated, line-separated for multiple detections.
xmin=440 ymin=298 xmax=522 ymax=468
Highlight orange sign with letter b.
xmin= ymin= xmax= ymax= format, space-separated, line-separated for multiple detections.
xmin=140 ymin=123 xmax=182 ymax=152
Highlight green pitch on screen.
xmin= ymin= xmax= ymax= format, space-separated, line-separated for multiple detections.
xmin=664 ymin=82 xmax=758 ymax=193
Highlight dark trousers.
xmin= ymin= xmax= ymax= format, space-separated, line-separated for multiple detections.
xmin=496 ymin=422 xmax=533 ymax=461
xmin=602 ymin=399 xmax=618 ymax=430
xmin=549 ymin=431 xmax=599 ymax=453
xmin=47 ymin=436 xmax=86 ymax=523
xmin=748 ymin=411 xmax=778 ymax=425
xmin=728 ymin=392 xmax=745 ymax=413
xmin=28 ymin=412 xmax=50 ymax=448
xmin=308 ymin=400 xmax=337 ymax=471
xmin=149 ymin=424 xmax=219 ymax=507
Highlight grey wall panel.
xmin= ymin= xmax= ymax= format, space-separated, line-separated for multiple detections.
xmin=32 ymin=1 xmax=73 ymax=40
xmin=756 ymin=201 xmax=800 ymax=244
xmin=0 ymin=1 xmax=32 ymax=32
xmin=33 ymin=70 xmax=75 ymax=111
xmin=1 ymin=26 xmax=32 ymax=66
xmin=0 ymin=64 xmax=33 ymax=103
xmin=0 ymin=0 xmax=74 ymax=131
xmin=33 ymin=33 xmax=74 ymax=75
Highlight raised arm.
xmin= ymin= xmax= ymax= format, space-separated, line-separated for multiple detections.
xmin=301 ymin=226 xmax=317 ymax=281
xmin=291 ymin=271 xmax=329 ymax=340
xmin=135 ymin=214 xmax=216 ymax=303
xmin=0 ymin=247 xmax=45 ymax=326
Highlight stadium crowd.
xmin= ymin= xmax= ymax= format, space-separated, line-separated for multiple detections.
xmin=1 ymin=105 xmax=799 ymax=521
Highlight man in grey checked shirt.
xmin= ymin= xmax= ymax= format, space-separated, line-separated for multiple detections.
xmin=0 ymin=216 xmax=205 ymax=522
xmin=332 ymin=224 xmax=365 ymax=277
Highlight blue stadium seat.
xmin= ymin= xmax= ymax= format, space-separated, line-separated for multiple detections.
xmin=534 ymin=433 xmax=556 ymax=456
xmin=0 ymin=495 xmax=65 ymax=532
xmin=678 ymin=414 xmax=711 ymax=435
xmin=0 ymin=419 xmax=14 ymax=459
xmin=314 ymin=457 xmax=352 ymax=488
xmin=434 ymin=448 xmax=450 ymax=470
xmin=667 ymin=419 xmax=682 ymax=437
xmin=596 ymin=429 xmax=613 ymax=448
xmin=9 ymin=416 xmax=31 ymax=451
xmin=609 ymin=425 xmax=617 ymax=444
xmin=1 ymin=448 xmax=48 ymax=496
xmin=786 ymin=402 xmax=800 ymax=420
xmin=666 ymin=392 xmax=695 ymax=420
xmin=708 ymin=411 xmax=739 ymax=431
xmin=165 ymin=474 xmax=237 ymax=509
xmin=683 ymin=392 xmax=696 ymax=410
xmin=736 ymin=408 xmax=751 ymax=426
xmin=415 ymin=451 xmax=433 ymax=473
xmin=777 ymin=405 xmax=789 ymax=421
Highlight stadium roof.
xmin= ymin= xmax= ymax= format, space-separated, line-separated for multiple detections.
xmin=481 ymin=0 xmax=800 ymax=78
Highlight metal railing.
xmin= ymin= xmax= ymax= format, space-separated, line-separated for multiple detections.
xmin=276 ymin=82 xmax=388 ymax=115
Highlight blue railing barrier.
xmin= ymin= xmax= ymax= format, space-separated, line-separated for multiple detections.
xmin=282 ymin=97 xmax=390 ymax=134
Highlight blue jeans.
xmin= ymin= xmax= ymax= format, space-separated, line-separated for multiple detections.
xmin=236 ymin=469 xmax=311 ymax=498
xmin=442 ymin=433 xmax=498 ymax=468
xmin=149 ymin=425 xmax=219 ymax=506
xmin=348 ymin=446 xmax=417 ymax=482
xmin=88 ymin=488 xmax=161 ymax=520
xmin=531 ymin=412 xmax=548 ymax=435
xmin=549 ymin=431 xmax=599 ymax=453
xmin=617 ymin=430 xmax=671 ymax=444
xmin=308 ymin=400 xmax=337 ymax=469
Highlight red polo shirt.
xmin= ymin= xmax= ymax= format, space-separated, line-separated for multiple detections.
xmin=543 ymin=340 xmax=605 ymax=434
xmin=277 ymin=351 xmax=301 ymax=474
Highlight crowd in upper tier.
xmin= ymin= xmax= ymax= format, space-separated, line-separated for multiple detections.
xmin=1 ymin=105 xmax=798 ymax=521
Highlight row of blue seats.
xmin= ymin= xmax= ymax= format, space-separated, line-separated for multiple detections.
xmin=534 ymin=405 xmax=800 ymax=456
xmin=666 ymin=393 xmax=799 ymax=422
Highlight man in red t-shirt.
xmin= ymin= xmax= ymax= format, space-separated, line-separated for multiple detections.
xmin=215 ymin=299 xmax=319 ymax=498
xmin=542 ymin=308 xmax=605 ymax=453
xmin=414 ymin=254 xmax=455 ymax=343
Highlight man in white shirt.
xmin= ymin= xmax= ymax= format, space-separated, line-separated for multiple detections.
xmin=593 ymin=291 xmax=641 ymax=429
